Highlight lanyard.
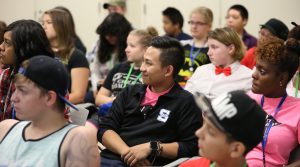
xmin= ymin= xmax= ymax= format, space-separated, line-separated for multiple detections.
xmin=295 ymin=72 xmax=300 ymax=97
xmin=210 ymin=162 xmax=247 ymax=167
xmin=123 ymin=65 xmax=142 ymax=88
xmin=260 ymin=94 xmax=287 ymax=167
xmin=189 ymin=41 xmax=206 ymax=68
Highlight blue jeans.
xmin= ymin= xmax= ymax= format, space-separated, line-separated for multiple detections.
xmin=101 ymin=157 xmax=125 ymax=167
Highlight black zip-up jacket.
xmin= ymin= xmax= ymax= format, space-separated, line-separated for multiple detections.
xmin=98 ymin=83 xmax=203 ymax=166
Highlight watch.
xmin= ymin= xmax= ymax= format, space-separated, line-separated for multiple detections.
xmin=150 ymin=141 xmax=162 ymax=157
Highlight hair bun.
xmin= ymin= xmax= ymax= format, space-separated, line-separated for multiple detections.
xmin=292 ymin=22 xmax=298 ymax=27
xmin=286 ymin=38 xmax=300 ymax=54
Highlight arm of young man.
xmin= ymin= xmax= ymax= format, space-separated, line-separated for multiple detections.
xmin=123 ymin=141 xmax=179 ymax=166
xmin=61 ymin=126 xmax=100 ymax=167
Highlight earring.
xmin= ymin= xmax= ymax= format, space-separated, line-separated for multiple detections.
xmin=280 ymin=81 xmax=283 ymax=87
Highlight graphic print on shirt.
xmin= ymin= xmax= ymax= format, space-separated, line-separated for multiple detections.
xmin=157 ymin=109 xmax=171 ymax=123
xmin=177 ymin=46 xmax=209 ymax=86
xmin=111 ymin=72 xmax=142 ymax=96
xmin=265 ymin=115 xmax=281 ymax=128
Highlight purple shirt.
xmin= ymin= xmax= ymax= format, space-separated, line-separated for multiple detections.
xmin=242 ymin=29 xmax=257 ymax=50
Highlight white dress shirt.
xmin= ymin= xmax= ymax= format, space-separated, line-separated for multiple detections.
xmin=185 ymin=61 xmax=253 ymax=99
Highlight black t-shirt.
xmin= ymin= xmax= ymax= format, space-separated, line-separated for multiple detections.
xmin=103 ymin=62 xmax=142 ymax=96
xmin=61 ymin=48 xmax=89 ymax=91
xmin=66 ymin=48 xmax=89 ymax=71
xmin=176 ymin=43 xmax=210 ymax=86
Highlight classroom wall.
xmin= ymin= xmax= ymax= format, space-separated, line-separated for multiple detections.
xmin=0 ymin=0 xmax=299 ymax=52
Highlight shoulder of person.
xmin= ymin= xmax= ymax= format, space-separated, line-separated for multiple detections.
xmin=194 ymin=63 xmax=213 ymax=73
xmin=114 ymin=62 xmax=130 ymax=70
xmin=169 ymin=83 xmax=194 ymax=99
xmin=60 ymin=125 xmax=99 ymax=166
xmin=63 ymin=125 xmax=91 ymax=142
xmin=69 ymin=48 xmax=89 ymax=66
xmin=118 ymin=83 xmax=146 ymax=98
xmin=70 ymin=48 xmax=84 ymax=57
xmin=0 ymin=119 xmax=19 ymax=141
xmin=236 ymin=62 xmax=253 ymax=73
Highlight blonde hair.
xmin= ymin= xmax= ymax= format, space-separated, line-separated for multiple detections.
xmin=129 ymin=26 xmax=158 ymax=47
xmin=208 ymin=27 xmax=245 ymax=61
xmin=190 ymin=6 xmax=213 ymax=25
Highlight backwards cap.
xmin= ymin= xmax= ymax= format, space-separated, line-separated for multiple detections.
xmin=194 ymin=90 xmax=266 ymax=150
xmin=18 ymin=55 xmax=78 ymax=111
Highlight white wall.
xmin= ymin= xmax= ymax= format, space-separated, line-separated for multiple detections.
xmin=0 ymin=0 xmax=299 ymax=52
xmin=140 ymin=0 xmax=300 ymax=37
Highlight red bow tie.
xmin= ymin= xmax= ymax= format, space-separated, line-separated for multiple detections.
xmin=215 ymin=66 xmax=231 ymax=76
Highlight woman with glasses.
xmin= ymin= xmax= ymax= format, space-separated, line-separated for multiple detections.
xmin=0 ymin=20 xmax=54 ymax=121
xmin=177 ymin=6 xmax=213 ymax=87
xmin=41 ymin=8 xmax=90 ymax=104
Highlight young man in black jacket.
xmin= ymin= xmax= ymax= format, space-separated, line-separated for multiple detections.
xmin=97 ymin=36 xmax=202 ymax=166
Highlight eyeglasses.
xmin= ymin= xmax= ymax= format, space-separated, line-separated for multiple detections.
xmin=188 ymin=21 xmax=207 ymax=26
xmin=39 ymin=20 xmax=53 ymax=26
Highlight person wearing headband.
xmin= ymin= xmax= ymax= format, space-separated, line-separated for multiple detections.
xmin=0 ymin=56 xmax=99 ymax=166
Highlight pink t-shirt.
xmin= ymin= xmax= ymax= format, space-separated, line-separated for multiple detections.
xmin=141 ymin=85 xmax=173 ymax=107
xmin=246 ymin=91 xmax=300 ymax=167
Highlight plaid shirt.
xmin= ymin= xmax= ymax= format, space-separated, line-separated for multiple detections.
xmin=0 ymin=68 xmax=15 ymax=121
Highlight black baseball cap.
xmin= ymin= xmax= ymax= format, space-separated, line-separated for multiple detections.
xmin=260 ymin=18 xmax=289 ymax=40
xmin=103 ymin=0 xmax=126 ymax=9
xmin=194 ymin=90 xmax=266 ymax=150
xmin=18 ymin=55 xmax=78 ymax=111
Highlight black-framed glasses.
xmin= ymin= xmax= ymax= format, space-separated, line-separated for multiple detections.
xmin=188 ymin=20 xmax=207 ymax=26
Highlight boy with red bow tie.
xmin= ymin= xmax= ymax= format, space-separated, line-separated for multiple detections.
xmin=185 ymin=27 xmax=252 ymax=99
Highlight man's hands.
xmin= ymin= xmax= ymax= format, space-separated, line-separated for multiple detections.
xmin=121 ymin=142 xmax=152 ymax=167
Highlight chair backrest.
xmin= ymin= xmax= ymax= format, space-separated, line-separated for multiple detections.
xmin=69 ymin=104 xmax=90 ymax=126
xmin=163 ymin=157 xmax=190 ymax=167
xmin=288 ymin=145 xmax=300 ymax=164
